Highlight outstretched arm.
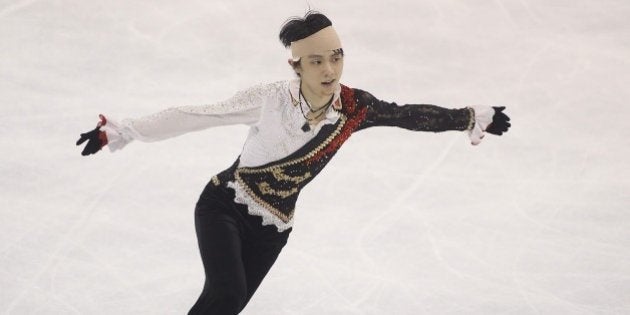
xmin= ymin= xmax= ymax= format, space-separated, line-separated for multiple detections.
xmin=76 ymin=82 xmax=277 ymax=154
xmin=354 ymin=89 xmax=510 ymax=144
xmin=355 ymin=89 xmax=474 ymax=132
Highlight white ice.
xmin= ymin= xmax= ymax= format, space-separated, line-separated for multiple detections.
xmin=1 ymin=0 xmax=629 ymax=314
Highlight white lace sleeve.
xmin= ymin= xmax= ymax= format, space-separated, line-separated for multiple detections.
xmin=101 ymin=82 xmax=280 ymax=152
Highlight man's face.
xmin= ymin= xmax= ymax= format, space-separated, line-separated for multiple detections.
xmin=295 ymin=49 xmax=344 ymax=99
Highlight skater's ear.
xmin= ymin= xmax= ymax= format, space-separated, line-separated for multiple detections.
xmin=288 ymin=58 xmax=302 ymax=77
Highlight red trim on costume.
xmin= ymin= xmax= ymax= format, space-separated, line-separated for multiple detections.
xmin=306 ymin=85 xmax=367 ymax=164
xmin=340 ymin=85 xmax=356 ymax=114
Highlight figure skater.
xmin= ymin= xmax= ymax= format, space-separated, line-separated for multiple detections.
xmin=76 ymin=11 xmax=510 ymax=315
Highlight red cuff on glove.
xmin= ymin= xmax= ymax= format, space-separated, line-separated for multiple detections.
xmin=98 ymin=114 xmax=108 ymax=146
xmin=98 ymin=130 xmax=108 ymax=146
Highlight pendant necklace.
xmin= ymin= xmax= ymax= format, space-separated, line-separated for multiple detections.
xmin=298 ymin=86 xmax=334 ymax=132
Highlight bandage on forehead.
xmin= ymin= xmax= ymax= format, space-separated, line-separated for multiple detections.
xmin=290 ymin=26 xmax=342 ymax=61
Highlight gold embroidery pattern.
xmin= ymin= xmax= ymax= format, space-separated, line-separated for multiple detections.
xmin=257 ymin=182 xmax=299 ymax=199
xmin=271 ymin=168 xmax=312 ymax=184
xmin=234 ymin=114 xmax=348 ymax=223
xmin=466 ymin=107 xmax=476 ymax=131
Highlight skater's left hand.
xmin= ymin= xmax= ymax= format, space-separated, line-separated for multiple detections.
xmin=485 ymin=106 xmax=510 ymax=135
xmin=468 ymin=106 xmax=511 ymax=145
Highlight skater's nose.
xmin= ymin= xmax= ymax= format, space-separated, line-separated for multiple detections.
xmin=323 ymin=61 xmax=334 ymax=76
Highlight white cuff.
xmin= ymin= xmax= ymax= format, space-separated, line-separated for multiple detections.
xmin=467 ymin=105 xmax=494 ymax=145
xmin=101 ymin=117 xmax=134 ymax=152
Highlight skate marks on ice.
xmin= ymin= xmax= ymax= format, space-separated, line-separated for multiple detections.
xmin=0 ymin=0 xmax=40 ymax=19
xmin=351 ymin=135 xmax=460 ymax=307
xmin=3 ymin=160 xmax=146 ymax=314
xmin=2 ymin=0 xmax=630 ymax=314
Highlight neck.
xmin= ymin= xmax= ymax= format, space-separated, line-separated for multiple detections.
xmin=300 ymin=81 xmax=332 ymax=108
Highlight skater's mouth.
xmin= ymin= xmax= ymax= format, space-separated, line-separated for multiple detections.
xmin=321 ymin=79 xmax=336 ymax=86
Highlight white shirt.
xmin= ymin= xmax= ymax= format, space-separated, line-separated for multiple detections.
xmin=103 ymin=79 xmax=342 ymax=231
xmin=104 ymin=79 xmax=341 ymax=167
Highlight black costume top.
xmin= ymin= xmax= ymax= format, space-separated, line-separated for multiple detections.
xmin=211 ymin=84 xmax=474 ymax=231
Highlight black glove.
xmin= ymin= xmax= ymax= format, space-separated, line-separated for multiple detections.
xmin=76 ymin=115 xmax=108 ymax=156
xmin=485 ymin=106 xmax=511 ymax=135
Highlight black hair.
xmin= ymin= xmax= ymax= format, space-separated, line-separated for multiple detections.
xmin=278 ymin=10 xmax=333 ymax=48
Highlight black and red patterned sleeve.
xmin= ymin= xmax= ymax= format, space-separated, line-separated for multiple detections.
xmin=353 ymin=88 xmax=475 ymax=132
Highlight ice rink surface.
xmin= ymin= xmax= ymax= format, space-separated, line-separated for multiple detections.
xmin=1 ymin=0 xmax=629 ymax=314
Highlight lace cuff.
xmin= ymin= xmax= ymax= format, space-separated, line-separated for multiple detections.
xmin=101 ymin=118 xmax=134 ymax=152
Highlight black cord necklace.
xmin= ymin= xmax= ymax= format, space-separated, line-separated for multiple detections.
xmin=298 ymin=85 xmax=334 ymax=132
xmin=301 ymin=90 xmax=333 ymax=113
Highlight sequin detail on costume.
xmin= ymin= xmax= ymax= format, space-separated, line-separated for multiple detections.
xmin=215 ymin=83 xmax=474 ymax=233
xmin=177 ymin=82 xmax=283 ymax=115
xmin=355 ymin=88 xmax=473 ymax=132
xmin=306 ymin=86 xmax=367 ymax=164
xmin=232 ymin=115 xmax=348 ymax=225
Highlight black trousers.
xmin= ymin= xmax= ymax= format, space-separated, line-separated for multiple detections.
xmin=188 ymin=182 xmax=291 ymax=315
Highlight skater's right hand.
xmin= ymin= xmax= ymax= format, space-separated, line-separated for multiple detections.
xmin=76 ymin=114 xmax=109 ymax=156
